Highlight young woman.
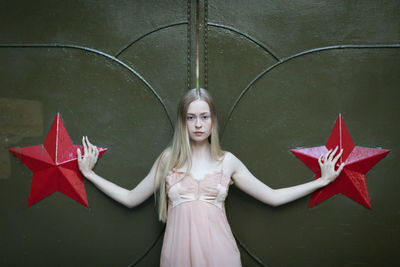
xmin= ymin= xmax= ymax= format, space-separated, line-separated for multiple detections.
xmin=77 ymin=88 xmax=344 ymax=267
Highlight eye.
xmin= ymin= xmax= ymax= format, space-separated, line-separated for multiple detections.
xmin=202 ymin=115 xmax=209 ymax=120
xmin=187 ymin=115 xmax=194 ymax=120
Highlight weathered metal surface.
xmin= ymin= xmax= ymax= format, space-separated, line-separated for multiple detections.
xmin=0 ymin=1 xmax=187 ymax=266
xmin=220 ymin=49 xmax=400 ymax=266
xmin=1 ymin=0 xmax=399 ymax=266
xmin=208 ymin=1 xmax=399 ymax=266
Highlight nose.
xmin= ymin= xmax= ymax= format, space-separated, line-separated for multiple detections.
xmin=195 ymin=117 xmax=202 ymax=128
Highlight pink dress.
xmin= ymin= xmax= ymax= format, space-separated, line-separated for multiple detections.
xmin=160 ymin=164 xmax=242 ymax=267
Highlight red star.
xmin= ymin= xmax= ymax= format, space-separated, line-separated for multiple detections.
xmin=291 ymin=114 xmax=389 ymax=209
xmin=9 ymin=113 xmax=107 ymax=207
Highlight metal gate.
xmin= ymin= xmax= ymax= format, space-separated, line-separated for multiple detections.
xmin=1 ymin=1 xmax=399 ymax=266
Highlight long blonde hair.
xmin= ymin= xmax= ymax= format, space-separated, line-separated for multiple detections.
xmin=155 ymin=88 xmax=224 ymax=222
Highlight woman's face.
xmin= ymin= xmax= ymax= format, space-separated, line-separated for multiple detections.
xmin=186 ymin=100 xmax=212 ymax=143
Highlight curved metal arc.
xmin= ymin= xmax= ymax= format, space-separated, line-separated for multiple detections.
xmin=232 ymin=231 xmax=268 ymax=267
xmin=128 ymin=225 xmax=166 ymax=266
xmin=0 ymin=43 xmax=174 ymax=129
xmin=207 ymin=22 xmax=280 ymax=61
xmin=115 ymin=21 xmax=188 ymax=58
xmin=222 ymin=43 xmax=400 ymax=136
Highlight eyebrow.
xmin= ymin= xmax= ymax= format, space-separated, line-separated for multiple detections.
xmin=187 ymin=112 xmax=210 ymax=115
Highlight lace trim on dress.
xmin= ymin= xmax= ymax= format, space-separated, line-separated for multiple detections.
xmin=166 ymin=168 xmax=233 ymax=209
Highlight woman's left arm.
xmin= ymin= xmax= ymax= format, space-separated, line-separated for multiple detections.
xmin=229 ymin=147 xmax=345 ymax=207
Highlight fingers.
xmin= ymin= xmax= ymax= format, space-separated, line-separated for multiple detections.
xmin=332 ymin=148 xmax=343 ymax=165
xmin=324 ymin=149 xmax=332 ymax=162
xmin=328 ymin=146 xmax=338 ymax=161
xmin=319 ymin=147 xmax=346 ymax=185
xmin=318 ymin=154 xmax=323 ymax=168
xmin=86 ymin=136 xmax=93 ymax=154
xmin=83 ymin=136 xmax=99 ymax=158
xmin=336 ymin=162 xmax=345 ymax=175
xmin=324 ymin=146 xmax=341 ymax=162
xmin=82 ymin=136 xmax=88 ymax=156
xmin=320 ymin=147 xmax=344 ymax=168
xmin=77 ymin=148 xmax=82 ymax=160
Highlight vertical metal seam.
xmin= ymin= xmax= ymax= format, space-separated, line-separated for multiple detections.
xmin=204 ymin=0 xmax=208 ymax=89
xmin=196 ymin=0 xmax=200 ymax=88
xmin=187 ymin=0 xmax=192 ymax=90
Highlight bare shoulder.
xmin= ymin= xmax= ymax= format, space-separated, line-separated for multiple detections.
xmin=223 ymin=151 xmax=242 ymax=164
xmin=222 ymin=151 xmax=243 ymax=177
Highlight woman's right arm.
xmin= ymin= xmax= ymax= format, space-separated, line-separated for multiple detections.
xmin=77 ymin=136 xmax=166 ymax=208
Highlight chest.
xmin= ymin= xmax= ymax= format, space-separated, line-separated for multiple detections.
xmin=165 ymin=169 xmax=233 ymax=209
xmin=175 ymin=160 xmax=225 ymax=181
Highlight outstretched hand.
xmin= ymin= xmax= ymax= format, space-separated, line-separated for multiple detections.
xmin=318 ymin=146 xmax=345 ymax=186
xmin=77 ymin=136 xmax=99 ymax=176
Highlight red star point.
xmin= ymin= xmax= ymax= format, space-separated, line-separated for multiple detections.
xmin=9 ymin=113 xmax=107 ymax=207
xmin=291 ymin=114 xmax=389 ymax=209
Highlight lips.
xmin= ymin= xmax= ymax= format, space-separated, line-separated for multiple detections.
xmin=194 ymin=132 xmax=204 ymax=136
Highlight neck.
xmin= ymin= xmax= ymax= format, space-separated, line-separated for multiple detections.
xmin=190 ymin=140 xmax=211 ymax=161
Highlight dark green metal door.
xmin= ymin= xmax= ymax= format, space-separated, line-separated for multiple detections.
xmin=206 ymin=1 xmax=400 ymax=266
xmin=1 ymin=1 xmax=399 ymax=266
